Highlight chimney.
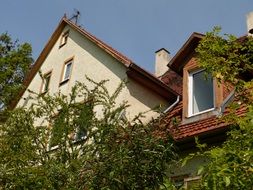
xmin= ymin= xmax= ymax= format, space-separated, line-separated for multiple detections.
xmin=155 ymin=48 xmax=171 ymax=77
xmin=246 ymin=12 xmax=253 ymax=35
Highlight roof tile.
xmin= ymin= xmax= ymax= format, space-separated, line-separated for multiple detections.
xmin=157 ymin=100 xmax=247 ymax=141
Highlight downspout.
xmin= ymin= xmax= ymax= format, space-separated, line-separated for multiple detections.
xmin=163 ymin=95 xmax=180 ymax=114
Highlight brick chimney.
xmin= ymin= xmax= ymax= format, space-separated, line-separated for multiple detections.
xmin=246 ymin=11 xmax=253 ymax=35
xmin=155 ymin=48 xmax=171 ymax=77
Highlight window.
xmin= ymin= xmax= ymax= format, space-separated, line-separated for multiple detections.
xmin=60 ymin=58 xmax=73 ymax=85
xmin=59 ymin=30 xmax=69 ymax=48
xmin=184 ymin=176 xmax=201 ymax=189
xmin=74 ymin=126 xmax=87 ymax=142
xmin=63 ymin=61 xmax=72 ymax=81
xmin=188 ymin=70 xmax=214 ymax=116
xmin=171 ymin=175 xmax=187 ymax=189
xmin=49 ymin=112 xmax=64 ymax=149
xmin=41 ymin=72 xmax=52 ymax=93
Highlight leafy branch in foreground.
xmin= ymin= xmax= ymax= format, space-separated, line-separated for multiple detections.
xmin=0 ymin=32 xmax=33 ymax=112
xmin=0 ymin=78 xmax=177 ymax=190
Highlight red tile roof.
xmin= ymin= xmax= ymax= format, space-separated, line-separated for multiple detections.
xmin=158 ymin=100 xmax=248 ymax=142
xmin=160 ymin=69 xmax=182 ymax=95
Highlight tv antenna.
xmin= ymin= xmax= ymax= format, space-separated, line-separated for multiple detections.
xmin=69 ymin=9 xmax=81 ymax=24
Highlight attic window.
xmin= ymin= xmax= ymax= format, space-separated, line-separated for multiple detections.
xmin=188 ymin=69 xmax=214 ymax=116
xmin=59 ymin=30 xmax=69 ymax=48
xmin=60 ymin=58 xmax=73 ymax=86
xmin=41 ymin=71 xmax=52 ymax=93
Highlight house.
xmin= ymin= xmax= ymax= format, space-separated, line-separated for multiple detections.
xmin=158 ymin=12 xmax=253 ymax=188
xmin=11 ymin=15 xmax=179 ymax=123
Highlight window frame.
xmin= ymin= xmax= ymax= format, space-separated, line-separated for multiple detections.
xmin=59 ymin=57 xmax=74 ymax=86
xmin=188 ymin=69 xmax=215 ymax=117
xmin=59 ymin=30 xmax=69 ymax=48
xmin=40 ymin=71 xmax=52 ymax=94
xmin=184 ymin=176 xmax=201 ymax=189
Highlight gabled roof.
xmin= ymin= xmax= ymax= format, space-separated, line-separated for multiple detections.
xmin=168 ymin=32 xmax=204 ymax=76
xmin=10 ymin=16 xmax=179 ymax=109
xmin=169 ymin=32 xmax=252 ymax=77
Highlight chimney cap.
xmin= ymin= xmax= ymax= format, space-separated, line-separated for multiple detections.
xmin=155 ymin=48 xmax=170 ymax=54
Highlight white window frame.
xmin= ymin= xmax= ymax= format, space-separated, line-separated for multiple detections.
xmin=61 ymin=60 xmax=73 ymax=84
xmin=188 ymin=69 xmax=215 ymax=117
xmin=63 ymin=61 xmax=72 ymax=80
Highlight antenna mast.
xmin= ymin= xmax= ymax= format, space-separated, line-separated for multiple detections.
xmin=69 ymin=9 xmax=81 ymax=24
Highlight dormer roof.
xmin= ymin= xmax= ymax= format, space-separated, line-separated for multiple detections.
xmin=168 ymin=32 xmax=204 ymax=76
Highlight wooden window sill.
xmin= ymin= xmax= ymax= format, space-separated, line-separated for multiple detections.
xmin=59 ymin=78 xmax=69 ymax=86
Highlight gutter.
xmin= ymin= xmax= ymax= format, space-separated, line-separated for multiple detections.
xmin=127 ymin=63 xmax=180 ymax=100
xmin=163 ymin=95 xmax=180 ymax=114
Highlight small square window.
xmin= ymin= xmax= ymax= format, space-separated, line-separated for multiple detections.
xmin=59 ymin=30 xmax=69 ymax=48
xmin=188 ymin=70 xmax=215 ymax=116
xmin=41 ymin=72 xmax=52 ymax=93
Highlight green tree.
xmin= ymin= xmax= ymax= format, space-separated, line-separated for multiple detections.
xmin=189 ymin=27 xmax=253 ymax=189
xmin=0 ymin=79 xmax=176 ymax=190
xmin=0 ymin=32 xmax=32 ymax=111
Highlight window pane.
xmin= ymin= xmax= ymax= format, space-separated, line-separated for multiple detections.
xmin=42 ymin=73 xmax=51 ymax=92
xmin=44 ymin=75 xmax=50 ymax=91
xmin=192 ymin=71 xmax=214 ymax=114
xmin=64 ymin=62 xmax=72 ymax=80
xmin=75 ymin=127 xmax=87 ymax=141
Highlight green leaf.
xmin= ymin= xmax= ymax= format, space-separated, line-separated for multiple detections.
xmin=224 ymin=176 xmax=230 ymax=187
xmin=197 ymin=166 xmax=204 ymax=175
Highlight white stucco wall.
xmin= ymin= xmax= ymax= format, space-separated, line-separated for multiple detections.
xmin=17 ymin=25 xmax=170 ymax=122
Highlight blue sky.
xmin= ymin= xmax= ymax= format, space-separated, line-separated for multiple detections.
xmin=0 ymin=0 xmax=252 ymax=72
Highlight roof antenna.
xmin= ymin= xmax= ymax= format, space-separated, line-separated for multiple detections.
xmin=69 ymin=9 xmax=81 ymax=24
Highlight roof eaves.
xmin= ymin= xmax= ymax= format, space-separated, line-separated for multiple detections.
xmin=127 ymin=63 xmax=180 ymax=101
xmin=169 ymin=32 xmax=204 ymax=76
xmin=63 ymin=18 xmax=132 ymax=67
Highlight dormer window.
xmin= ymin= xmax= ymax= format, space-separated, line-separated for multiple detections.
xmin=59 ymin=30 xmax=69 ymax=48
xmin=188 ymin=69 xmax=215 ymax=116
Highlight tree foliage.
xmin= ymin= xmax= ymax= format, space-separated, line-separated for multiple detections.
xmin=0 ymin=32 xmax=33 ymax=111
xmin=191 ymin=27 xmax=253 ymax=189
xmin=0 ymin=79 xmax=176 ymax=190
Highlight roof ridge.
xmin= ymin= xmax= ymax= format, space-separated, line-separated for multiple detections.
xmin=63 ymin=18 xmax=133 ymax=66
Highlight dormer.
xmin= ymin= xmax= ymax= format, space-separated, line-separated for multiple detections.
xmin=168 ymin=33 xmax=224 ymax=124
